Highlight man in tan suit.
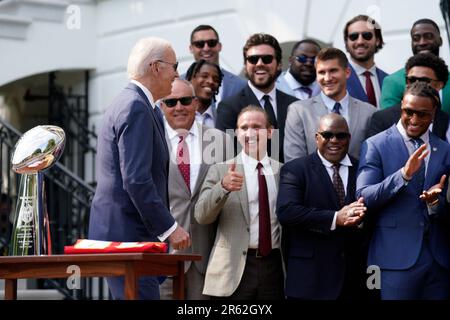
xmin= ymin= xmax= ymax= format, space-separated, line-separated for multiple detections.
xmin=195 ymin=106 xmax=284 ymax=299
xmin=159 ymin=79 xmax=231 ymax=299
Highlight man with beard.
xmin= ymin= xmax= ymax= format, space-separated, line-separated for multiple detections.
xmin=215 ymin=33 xmax=298 ymax=162
xmin=276 ymin=39 xmax=321 ymax=100
xmin=381 ymin=19 xmax=450 ymax=114
xmin=284 ymin=48 xmax=375 ymax=162
xmin=344 ymin=15 xmax=388 ymax=109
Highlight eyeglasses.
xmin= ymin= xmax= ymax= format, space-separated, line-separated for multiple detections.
xmin=295 ymin=54 xmax=316 ymax=64
xmin=406 ymin=76 xmax=439 ymax=84
xmin=191 ymin=39 xmax=219 ymax=49
xmin=317 ymin=131 xmax=351 ymax=140
xmin=156 ymin=60 xmax=178 ymax=71
xmin=401 ymin=107 xmax=433 ymax=118
xmin=348 ymin=32 xmax=374 ymax=41
xmin=162 ymin=96 xmax=196 ymax=107
xmin=246 ymin=55 xmax=275 ymax=65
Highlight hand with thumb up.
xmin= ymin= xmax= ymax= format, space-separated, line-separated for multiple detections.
xmin=221 ymin=162 xmax=244 ymax=192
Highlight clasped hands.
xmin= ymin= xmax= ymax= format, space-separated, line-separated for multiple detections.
xmin=336 ymin=197 xmax=366 ymax=227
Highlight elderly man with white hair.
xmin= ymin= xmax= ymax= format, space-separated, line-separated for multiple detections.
xmin=89 ymin=37 xmax=190 ymax=300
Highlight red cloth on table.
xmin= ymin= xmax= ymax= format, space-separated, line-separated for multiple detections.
xmin=64 ymin=239 xmax=168 ymax=254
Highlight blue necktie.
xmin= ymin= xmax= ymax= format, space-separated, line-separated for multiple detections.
xmin=299 ymin=86 xmax=312 ymax=99
xmin=411 ymin=138 xmax=425 ymax=189
xmin=332 ymin=102 xmax=341 ymax=114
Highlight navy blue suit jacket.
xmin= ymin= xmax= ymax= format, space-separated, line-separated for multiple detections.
xmin=276 ymin=153 xmax=366 ymax=299
xmin=357 ymin=125 xmax=450 ymax=270
xmin=89 ymin=83 xmax=174 ymax=243
xmin=347 ymin=64 xmax=388 ymax=106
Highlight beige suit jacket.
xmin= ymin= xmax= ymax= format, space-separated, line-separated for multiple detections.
xmin=194 ymin=154 xmax=282 ymax=297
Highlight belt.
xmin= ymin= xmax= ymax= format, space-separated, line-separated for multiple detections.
xmin=247 ymin=248 xmax=280 ymax=258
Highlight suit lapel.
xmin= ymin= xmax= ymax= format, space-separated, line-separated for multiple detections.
xmin=348 ymin=97 xmax=362 ymax=138
xmin=192 ymin=124 xmax=209 ymax=197
xmin=348 ymin=65 xmax=368 ymax=102
xmin=235 ymin=156 xmax=250 ymax=225
xmin=244 ymin=85 xmax=262 ymax=108
xmin=425 ymin=135 xmax=444 ymax=190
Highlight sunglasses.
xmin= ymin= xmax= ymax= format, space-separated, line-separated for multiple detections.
xmin=246 ymin=55 xmax=275 ymax=65
xmin=162 ymin=96 xmax=196 ymax=107
xmin=348 ymin=31 xmax=374 ymax=41
xmin=295 ymin=54 xmax=316 ymax=64
xmin=191 ymin=39 xmax=219 ymax=49
xmin=317 ymin=131 xmax=351 ymax=140
xmin=406 ymin=76 xmax=439 ymax=84
xmin=156 ymin=60 xmax=178 ymax=71
xmin=401 ymin=108 xmax=433 ymax=118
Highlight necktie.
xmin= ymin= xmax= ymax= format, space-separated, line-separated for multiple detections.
xmin=411 ymin=138 xmax=425 ymax=189
xmin=257 ymin=162 xmax=272 ymax=256
xmin=332 ymin=102 xmax=341 ymax=115
xmin=363 ymin=71 xmax=377 ymax=107
xmin=299 ymin=86 xmax=312 ymax=99
xmin=177 ymin=134 xmax=190 ymax=191
xmin=154 ymin=106 xmax=165 ymax=132
xmin=332 ymin=163 xmax=345 ymax=207
xmin=262 ymin=95 xmax=278 ymax=127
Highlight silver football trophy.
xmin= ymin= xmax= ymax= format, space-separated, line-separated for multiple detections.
xmin=9 ymin=125 xmax=65 ymax=255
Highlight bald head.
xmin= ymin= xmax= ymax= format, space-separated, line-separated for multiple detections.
xmin=318 ymin=113 xmax=349 ymax=132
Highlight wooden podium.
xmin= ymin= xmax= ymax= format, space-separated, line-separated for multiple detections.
xmin=0 ymin=253 xmax=201 ymax=300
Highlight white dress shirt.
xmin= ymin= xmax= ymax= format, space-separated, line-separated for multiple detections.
xmin=317 ymin=150 xmax=353 ymax=230
xmin=241 ymin=152 xmax=281 ymax=250
xmin=248 ymin=81 xmax=278 ymax=119
xmin=195 ymin=105 xmax=215 ymax=128
xmin=349 ymin=61 xmax=382 ymax=109
xmin=130 ymin=79 xmax=177 ymax=240
xmin=320 ymin=91 xmax=351 ymax=126
xmin=165 ymin=121 xmax=202 ymax=192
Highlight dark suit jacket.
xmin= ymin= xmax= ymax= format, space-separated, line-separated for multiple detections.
xmin=347 ymin=64 xmax=388 ymax=107
xmin=366 ymin=103 xmax=449 ymax=140
xmin=215 ymin=84 xmax=298 ymax=162
xmin=89 ymin=83 xmax=175 ymax=242
xmin=276 ymin=153 xmax=366 ymax=299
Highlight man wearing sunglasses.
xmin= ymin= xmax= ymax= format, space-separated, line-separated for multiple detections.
xmin=277 ymin=113 xmax=368 ymax=299
xmin=187 ymin=25 xmax=246 ymax=105
xmin=276 ymin=39 xmax=321 ymax=100
xmin=357 ymin=81 xmax=450 ymax=300
xmin=367 ymin=52 xmax=450 ymax=140
xmin=284 ymin=48 xmax=375 ymax=162
xmin=380 ymin=19 xmax=450 ymax=114
xmin=344 ymin=15 xmax=388 ymax=109
xmin=89 ymin=37 xmax=190 ymax=300
xmin=216 ymin=33 xmax=298 ymax=163
xmin=158 ymin=79 xmax=231 ymax=300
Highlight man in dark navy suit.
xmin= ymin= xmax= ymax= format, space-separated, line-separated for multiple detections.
xmin=277 ymin=113 xmax=368 ymax=299
xmin=344 ymin=15 xmax=388 ymax=109
xmin=89 ymin=37 xmax=190 ymax=299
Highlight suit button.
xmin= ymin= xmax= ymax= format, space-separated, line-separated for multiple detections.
xmin=243 ymin=251 xmax=247 ymax=255
xmin=419 ymin=222 xmax=424 ymax=227
xmin=246 ymin=227 xmax=250 ymax=232
xmin=341 ymin=252 xmax=345 ymax=258
xmin=215 ymin=198 xmax=220 ymax=204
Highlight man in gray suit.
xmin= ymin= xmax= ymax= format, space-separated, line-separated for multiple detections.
xmin=195 ymin=106 xmax=284 ymax=299
xmin=284 ymin=48 xmax=375 ymax=162
xmin=159 ymin=79 xmax=231 ymax=299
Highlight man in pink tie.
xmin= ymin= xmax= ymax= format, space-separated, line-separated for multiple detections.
xmin=195 ymin=106 xmax=284 ymax=299
xmin=344 ymin=15 xmax=389 ymax=109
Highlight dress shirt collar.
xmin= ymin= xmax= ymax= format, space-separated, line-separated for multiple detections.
xmin=317 ymin=150 xmax=352 ymax=168
xmin=320 ymin=91 xmax=350 ymax=112
xmin=396 ymin=120 xmax=430 ymax=145
xmin=248 ymin=80 xmax=277 ymax=103
xmin=165 ymin=120 xmax=199 ymax=142
xmin=349 ymin=60 xmax=377 ymax=76
xmin=196 ymin=104 xmax=214 ymax=120
xmin=130 ymin=79 xmax=156 ymax=108
xmin=241 ymin=151 xmax=271 ymax=170
xmin=284 ymin=70 xmax=303 ymax=90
